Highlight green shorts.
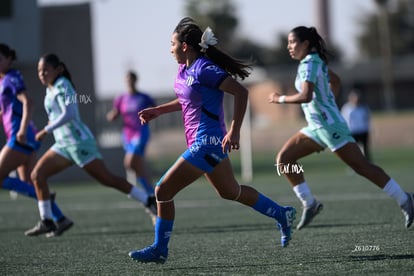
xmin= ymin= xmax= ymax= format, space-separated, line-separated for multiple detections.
xmin=51 ymin=140 xmax=103 ymax=167
xmin=300 ymin=123 xmax=355 ymax=152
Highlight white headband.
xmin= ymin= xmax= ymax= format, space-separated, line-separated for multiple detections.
xmin=199 ymin=27 xmax=218 ymax=52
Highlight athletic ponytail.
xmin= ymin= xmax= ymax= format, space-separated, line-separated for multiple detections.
xmin=40 ymin=53 xmax=74 ymax=86
xmin=174 ymin=17 xmax=251 ymax=80
xmin=290 ymin=26 xmax=332 ymax=64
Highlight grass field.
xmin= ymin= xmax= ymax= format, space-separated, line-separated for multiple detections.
xmin=1 ymin=147 xmax=414 ymax=275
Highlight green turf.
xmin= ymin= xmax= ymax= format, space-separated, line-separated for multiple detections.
xmin=1 ymin=147 xmax=414 ymax=275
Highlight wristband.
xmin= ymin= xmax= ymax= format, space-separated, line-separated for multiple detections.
xmin=278 ymin=95 xmax=286 ymax=104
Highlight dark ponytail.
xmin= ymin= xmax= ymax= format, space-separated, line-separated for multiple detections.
xmin=0 ymin=43 xmax=17 ymax=61
xmin=290 ymin=26 xmax=332 ymax=64
xmin=40 ymin=53 xmax=74 ymax=86
xmin=174 ymin=17 xmax=251 ymax=80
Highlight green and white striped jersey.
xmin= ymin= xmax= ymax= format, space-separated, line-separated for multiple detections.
xmin=295 ymin=53 xmax=345 ymax=130
xmin=44 ymin=76 xmax=95 ymax=146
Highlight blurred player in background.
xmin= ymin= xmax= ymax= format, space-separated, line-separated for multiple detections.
xmin=106 ymin=70 xmax=155 ymax=197
xmin=24 ymin=53 xmax=157 ymax=237
xmin=128 ymin=17 xmax=296 ymax=264
xmin=268 ymin=26 xmax=413 ymax=230
xmin=0 ymin=44 xmax=73 ymax=236
xmin=341 ymin=89 xmax=371 ymax=161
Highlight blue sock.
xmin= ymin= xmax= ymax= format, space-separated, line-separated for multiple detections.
xmin=252 ymin=193 xmax=284 ymax=221
xmin=3 ymin=177 xmax=36 ymax=197
xmin=2 ymin=177 xmax=64 ymax=222
xmin=153 ymin=217 xmax=174 ymax=254
xmin=51 ymin=200 xmax=64 ymax=222
xmin=138 ymin=177 xmax=154 ymax=195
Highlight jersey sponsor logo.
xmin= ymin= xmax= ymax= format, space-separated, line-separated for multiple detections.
xmin=186 ymin=76 xmax=194 ymax=86
xmin=332 ymin=132 xmax=341 ymax=139
xmin=206 ymin=65 xmax=224 ymax=75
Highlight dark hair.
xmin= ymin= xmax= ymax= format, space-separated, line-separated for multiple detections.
xmin=40 ymin=53 xmax=73 ymax=85
xmin=290 ymin=26 xmax=332 ymax=64
xmin=174 ymin=17 xmax=251 ymax=80
xmin=127 ymin=70 xmax=138 ymax=82
xmin=0 ymin=43 xmax=17 ymax=61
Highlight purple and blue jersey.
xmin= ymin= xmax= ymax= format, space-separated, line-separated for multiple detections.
xmin=113 ymin=92 xmax=155 ymax=155
xmin=174 ymin=56 xmax=229 ymax=172
xmin=174 ymin=56 xmax=228 ymax=148
xmin=0 ymin=69 xmax=39 ymax=153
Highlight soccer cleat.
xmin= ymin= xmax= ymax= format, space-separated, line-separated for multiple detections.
xmin=145 ymin=195 xmax=157 ymax=226
xmin=129 ymin=245 xmax=168 ymax=263
xmin=24 ymin=219 xmax=56 ymax=236
xmin=46 ymin=217 xmax=74 ymax=238
xmin=9 ymin=191 xmax=18 ymax=200
xmin=277 ymin=206 xmax=296 ymax=247
xmin=296 ymin=200 xmax=323 ymax=230
xmin=400 ymin=193 xmax=414 ymax=229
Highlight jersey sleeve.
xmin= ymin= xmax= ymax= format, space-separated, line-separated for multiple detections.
xmin=113 ymin=95 xmax=122 ymax=111
xmin=197 ymin=63 xmax=229 ymax=89
xmin=44 ymin=81 xmax=76 ymax=133
xmin=4 ymin=72 xmax=26 ymax=95
xmin=298 ymin=57 xmax=319 ymax=84
xmin=144 ymin=94 xmax=155 ymax=108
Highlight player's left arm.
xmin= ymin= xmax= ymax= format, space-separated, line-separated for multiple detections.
xmin=16 ymin=91 xmax=34 ymax=143
xmin=218 ymin=76 xmax=248 ymax=153
xmin=328 ymin=69 xmax=341 ymax=98
xmin=37 ymin=93 xmax=76 ymax=141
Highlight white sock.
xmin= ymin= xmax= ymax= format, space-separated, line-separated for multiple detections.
xmin=383 ymin=178 xmax=408 ymax=206
xmin=38 ymin=200 xmax=53 ymax=220
xmin=293 ymin=182 xmax=315 ymax=208
xmin=128 ymin=186 xmax=148 ymax=204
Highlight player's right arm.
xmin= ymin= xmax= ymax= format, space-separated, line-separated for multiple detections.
xmin=106 ymin=108 xmax=119 ymax=122
xmin=138 ymin=98 xmax=181 ymax=124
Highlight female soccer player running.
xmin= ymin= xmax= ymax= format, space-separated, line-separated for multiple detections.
xmin=24 ymin=54 xmax=157 ymax=237
xmin=0 ymin=44 xmax=73 ymax=236
xmin=128 ymin=17 xmax=296 ymax=264
xmin=268 ymin=26 xmax=413 ymax=230
xmin=106 ymin=70 xmax=156 ymax=196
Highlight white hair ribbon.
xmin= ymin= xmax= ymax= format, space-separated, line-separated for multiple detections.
xmin=199 ymin=27 xmax=218 ymax=52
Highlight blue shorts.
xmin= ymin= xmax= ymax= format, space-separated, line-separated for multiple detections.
xmin=301 ymin=122 xmax=355 ymax=151
xmin=122 ymin=128 xmax=150 ymax=156
xmin=7 ymin=135 xmax=40 ymax=155
xmin=182 ymin=143 xmax=227 ymax=173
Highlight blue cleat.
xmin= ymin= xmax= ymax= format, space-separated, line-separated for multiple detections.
xmin=277 ymin=206 xmax=296 ymax=247
xmin=129 ymin=245 xmax=168 ymax=264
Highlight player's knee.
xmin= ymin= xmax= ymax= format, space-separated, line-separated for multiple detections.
xmin=218 ymin=187 xmax=241 ymax=201
xmin=30 ymin=169 xmax=42 ymax=185
xmin=155 ymin=185 xmax=174 ymax=203
xmin=276 ymin=150 xmax=290 ymax=164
